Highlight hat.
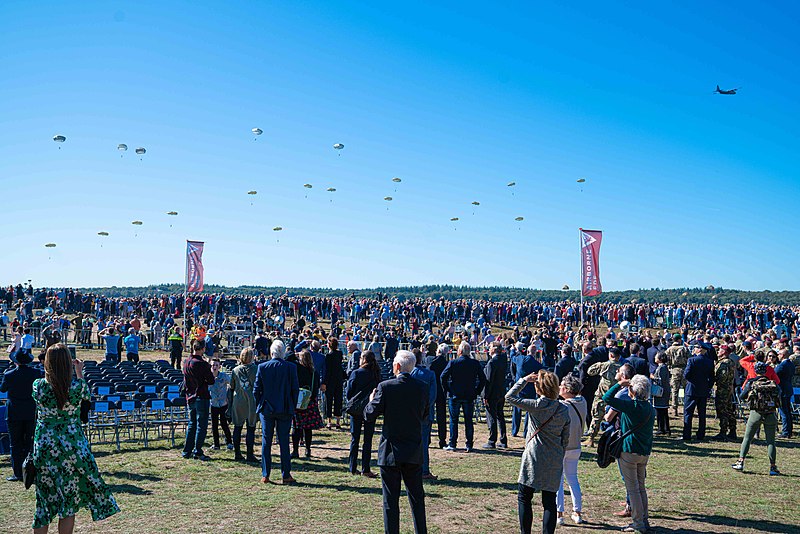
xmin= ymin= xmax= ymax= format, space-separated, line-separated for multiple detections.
xmin=754 ymin=361 xmax=768 ymax=375
xmin=742 ymin=341 xmax=753 ymax=349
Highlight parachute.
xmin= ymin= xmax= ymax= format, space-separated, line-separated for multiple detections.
xmin=273 ymin=227 xmax=283 ymax=231
xmin=471 ymin=201 xmax=480 ymax=206
xmin=326 ymin=188 xmax=336 ymax=192
xmin=392 ymin=177 xmax=402 ymax=183
xmin=97 ymin=231 xmax=109 ymax=236
xmin=507 ymin=181 xmax=516 ymax=187
xmin=252 ymin=128 xmax=263 ymax=139
xmin=53 ymin=135 xmax=66 ymax=149
xmin=333 ymin=143 xmax=344 ymax=150
xmin=384 ymin=196 xmax=393 ymax=201
xmin=303 ymin=184 xmax=313 ymax=189
xmin=247 ymin=190 xmax=257 ymax=195
xmin=45 ymin=243 xmax=56 ymax=248
xmin=135 ymin=147 xmax=146 ymax=160
xmin=514 ymin=216 xmax=524 ymax=221
xmin=562 ymin=285 xmax=570 ymax=290
xmin=131 ymin=221 xmax=143 ymax=225
xmin=167 ymin=211 xmax=178 ymax=216
xmin=118 ymin=143 xmax=128 ymax=157
xmin=450 ymin=217 xmax=459 ymax=221
xmin=576 ymin=178 xmax=586 ymax=183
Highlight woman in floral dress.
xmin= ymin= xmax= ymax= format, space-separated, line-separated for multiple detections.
xmin=291 ymin=349 xmax=324 ymax=458
xmin=32 ymin=344 xmax=119 ymax=533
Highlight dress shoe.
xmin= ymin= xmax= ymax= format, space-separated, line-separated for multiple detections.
xmin=362 ymin=471 xmax=378 ymax=479
xmin=282 ymin=476 xmax=297 ymax=485
xmin=422 ymin=473 xmax=438 ymax=480
xmin=261 ymin=477 xmax=269 ymax=484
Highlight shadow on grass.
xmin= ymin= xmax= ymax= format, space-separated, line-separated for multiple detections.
xmin=653 ymin=513 xmax=798 ymax=534
xmin=104 ymin=471 xmax=162 ymax=482
xmin=432 ymin=476 xmax=517 ymax=492
xmin=106 ymin=482 xmax=153 ymax=495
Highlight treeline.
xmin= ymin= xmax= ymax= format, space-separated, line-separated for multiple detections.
xmin=74 ymin=284 xmax=800 ymax=305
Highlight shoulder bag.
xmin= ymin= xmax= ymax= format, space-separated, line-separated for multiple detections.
xmin=596 ymin=409 xmax=654 ymax=469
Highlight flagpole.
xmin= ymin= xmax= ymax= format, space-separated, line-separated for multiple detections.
xmin=579 ymin=228 xmax=585 ymax=328
xmin=184 ymin=240 xmax=188 ymax=356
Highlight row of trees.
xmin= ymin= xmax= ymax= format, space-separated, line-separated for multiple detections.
xmin=75 ymin=284 xmax=800 ymax=305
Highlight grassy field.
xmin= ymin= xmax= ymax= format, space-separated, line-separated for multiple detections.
xmin=2 ymin=401 xmax=799 ymax=533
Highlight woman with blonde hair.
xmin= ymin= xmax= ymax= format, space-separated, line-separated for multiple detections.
xmin=230 ymin=347 xmax=258 ymax=462
xmin=292 ymin=349 xmax=324 ymax=458
xmin=506 ymin=369 xmax=570 ymax=534
xmin=32 ymin=344 xmax=119 ymax=533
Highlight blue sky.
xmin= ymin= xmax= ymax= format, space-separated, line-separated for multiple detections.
xmin=1 ymin=1 xmax=798 ymax=290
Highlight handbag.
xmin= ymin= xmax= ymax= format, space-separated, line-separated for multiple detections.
xmin=296 ymin=388 xmax=312 ymax=410
xmin=651 ymin=382 xmax=664 ymax=398
xmin=22 ymin=450 xmax=36 ymax=489
xmin=345 ymin=390 xmax=371 ymax=417
xmin=525 ymin=409 xmax=557 ymax=447
xmin=596 ymin=410 xmax=654 ymax=469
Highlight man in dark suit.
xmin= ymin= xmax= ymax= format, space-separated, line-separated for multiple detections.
xmin=481 ymin=341 xmax=508 ymax=449
xmin=511 ymin=344 xmax=543 ymax=437
xmin=440 ymin=342 xmax=487 ymax=452
xmin=683 ymin=344 xmax=715 ymax=441
xmin=0 ymin=350 xmax=43 ymax=481
xmin=364 ymin=350 xmax=429 ymax=534
xmin=427 ymin=345 xmax=449 ymax=448
xmin=254 ymin=340 xmax=300 ymax=484
xmin=626 ymin=344 xmax=650 ymax=377
xmin=577 ymin=339 xmax=612 ymax=428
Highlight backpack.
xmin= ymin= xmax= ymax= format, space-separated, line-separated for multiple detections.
xmin=746 ymin=377 xmax=780 ymax=414
xmin=596 ymin=409 xmax=654 ymax=468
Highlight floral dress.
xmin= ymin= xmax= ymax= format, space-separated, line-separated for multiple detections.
xmin=31 ymin=378 xmax=120 ymax=528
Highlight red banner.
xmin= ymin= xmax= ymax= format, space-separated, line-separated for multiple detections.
xmin=186 ymin=241 xmax=205 ymax=293
xmin=580 ymin=229 xmax=602 ymax=297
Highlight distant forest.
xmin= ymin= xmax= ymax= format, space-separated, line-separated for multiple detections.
xmin=75 ymin=284 xmax=800 ymax=305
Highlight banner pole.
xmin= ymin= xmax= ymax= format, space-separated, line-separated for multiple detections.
xmin=184 ymin=240 xmax=188 ymax=355
xmin=579 ymin=228 xmax=585 ymax=329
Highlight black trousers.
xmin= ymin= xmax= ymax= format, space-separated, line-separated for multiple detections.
xmin=349 ymin=415 xmax=375 ymax=473
xmin=683 ymin=395 xmax=707 ymax=441
xmin=655 ymin=407 xmax=670 ymax=434
xmin=518 ymin=484 xmax=557 ymax=534
xmin=380 ymin=463 xmax=427 ymax=534
xmin=325 ymin=383 xmax=344 ymax=419
xmin=170 ymin=353 xmax=182 ymax=370
xmin=127 ymin=352 xmax=139 ymax=363
xmin=434 ymin=396 xmax=447 ymax=448
xmin=233 ymin=424 xmax=256 ymax=456
xmin=292 ymin=428 xmax=313 ymax=454
xmin=211 ymin=406 xmax=232 ymax=447
xmin=8 ymin=419 xmax=35 ymax=479
xmin=485 ymin=397 xmax=507 ymax=445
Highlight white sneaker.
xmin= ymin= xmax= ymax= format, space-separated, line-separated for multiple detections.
xmin=571 ymin=512 xmax=584 ymax=524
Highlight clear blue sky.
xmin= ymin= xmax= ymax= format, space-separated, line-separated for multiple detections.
xmin=2 ymin=1 xmax=798 ymax=290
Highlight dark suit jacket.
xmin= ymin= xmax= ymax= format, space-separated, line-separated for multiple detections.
xmin=626 ymin=355 xmax=650 ymax=377
xmin=364 ymin=372 xmax=429 ymax=466
xmin=514 ymin=354 xmax=543 ymax=398
xmin=683 ymin=355 xmax=715 ymax=398
xmin=254 ymin=358 xmax=299 ymax=418
xmin=428 ymin=355 xmax=448 ymax=400
xmin=577 ymin=347 xmax=607 ymax=398
xmin=482 ymin=353 xmax=508 ymax=400
xmin=440 ymin=356 xmax=487 ymax=401
xmin=0 ymin=364 xmax=44 ymax=420
xmin=554 ymin=356 xmax=576 ymax=381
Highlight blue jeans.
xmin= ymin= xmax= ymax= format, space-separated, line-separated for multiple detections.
xmin=260 ymin=413 xmax=292 ymax=480
xmin=183 ymin=398 xmax=210 ymax=457
xmin=779 ymin=395 xmax=793 ymax=437
xmin=448 ymin=398 xmax=474 ymax=449
xmin=511 ymin=405 xmax=530 ymax=437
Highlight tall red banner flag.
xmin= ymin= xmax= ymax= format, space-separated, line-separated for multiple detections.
xmin=580 ymin=229 xmax=602 ymax=297
xmin=186 ymin=241 xmax=205 ymax=293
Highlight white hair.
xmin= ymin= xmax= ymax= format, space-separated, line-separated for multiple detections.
xmin=270 ymin=340 xmax=286 ymax=360
xmin=459 ymin=341 xmax=471 ymax=357
xmin=629 ymin=375 xmax=651 ymax=400
xmin=436 ymin=344 xmax=450 ymax=357
xmin=393 ymin=350 xmax=416 ymax=373
xmin=347 ymin=340 xmax=358 ymax=351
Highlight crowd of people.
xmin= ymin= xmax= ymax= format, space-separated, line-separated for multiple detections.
xmin=2 ymin=286 xmax=800 ymax=533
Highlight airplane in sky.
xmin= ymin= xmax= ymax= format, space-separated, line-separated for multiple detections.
xmin=714 ymin=85 xmax=740 ymax=95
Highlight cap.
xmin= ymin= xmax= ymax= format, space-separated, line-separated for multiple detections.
xmin=754 ymin=361 xmax=768 ymax=375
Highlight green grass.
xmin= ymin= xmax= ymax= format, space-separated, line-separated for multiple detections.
xmin=2 ymin=411 xmax=798 ymax=533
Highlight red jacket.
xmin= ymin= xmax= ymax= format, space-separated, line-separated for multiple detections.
xmin=739 ymin=354 xmax=780 ymax=385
